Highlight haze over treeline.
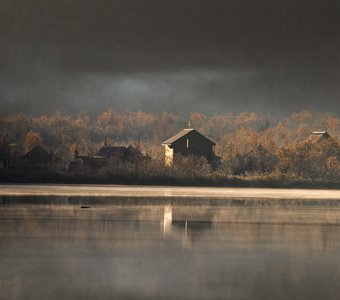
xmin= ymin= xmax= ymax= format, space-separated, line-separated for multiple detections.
xmin=1 ymin=0 xmax=340 ymax=116
xmin=2 ymin=109 xmax=340 ymax=152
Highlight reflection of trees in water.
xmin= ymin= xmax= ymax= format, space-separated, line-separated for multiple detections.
xmin=206 ymin=223 xmax=340 ymax=252
xmin=2 ymin=204 xmax=340 ymax=252
xmin=211 ymin=206 xmax=340 ymax=225
xmin=172 ymin=220 xmax=212 ymax=249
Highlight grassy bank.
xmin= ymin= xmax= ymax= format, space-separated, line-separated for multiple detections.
xmin=1 ymin=168 xmax=340 ymax=189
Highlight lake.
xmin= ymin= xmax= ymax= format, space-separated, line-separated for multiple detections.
xmin=1 ymin=187 xmax=340 ymax=300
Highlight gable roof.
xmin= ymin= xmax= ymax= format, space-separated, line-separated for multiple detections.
xmin=309 ymin=131 xmax=330 ymax=143
xmin=162 ymin=129 xmax=216 ymax=146
xmin=127 ymin=145 xmax=149 ymax=159
xmin=95 ymin=145 xmax=149 ymax=160
xmin=23 ymin=145 xmax=50 ymax=157
xmin=96 ymin=146 xmax=128 ymax=158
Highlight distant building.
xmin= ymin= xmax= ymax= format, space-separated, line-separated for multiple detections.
xmin=66 ymin=144 xmax=149 ymax=173
xmin=0 ymin=134 xmax=11 ymax=168
xmin=22 ymin=145 xmax=51 ymax=167
xmin=309 ymin=131 xmax=331 ymax=143
xmin=162 ymin=128 xmax=221 ymax=167
xmin=95 ymin=145 xmax=149 ymax=162
xmin=66 ymin=155 xmax=107 ymax=172
xmin=0 ymin=146 xmax=10 ymax=168
xmin=96 ymin=146 xmax=129 ymax=160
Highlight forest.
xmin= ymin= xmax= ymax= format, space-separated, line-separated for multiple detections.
xmin=1 ymin=110 xmax=340 ymax=187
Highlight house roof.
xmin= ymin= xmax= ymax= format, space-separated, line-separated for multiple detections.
xmin=309 ymin=131 xmax=330 ymax=142
xmin=76 ymin=155 xmax=107 ymax=162
xmin=96 ymin=145 xmax=149 ymax=160
xmin=162 ymin=129 xmax=216 ymax=145
xmin=96 ymin=146 xmax=128 ymax=158
xmin=23 ymin=145 xmax=50 ymax=157
xmin=127 ymin=145 xmax=149 ymax=159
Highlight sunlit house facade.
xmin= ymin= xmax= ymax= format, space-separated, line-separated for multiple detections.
xmin=162 ymin=128 xmax=220 ymax=167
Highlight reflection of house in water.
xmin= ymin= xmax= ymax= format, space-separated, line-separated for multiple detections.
xmin=171 ymin=207 xmax=214 ymax=247
xmin=161 ymin=205 xmax=173 ymax=234
xmin=159 ymin=204 xmax=213 ymax=247
xmin=173 ymin=220 xmax=212 ymax=248
xmin=162 ymin=128 xmax=221 ymax=167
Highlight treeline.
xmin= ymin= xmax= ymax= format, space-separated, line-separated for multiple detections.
xmin=2 ymin=110 xmax=340 ymax=184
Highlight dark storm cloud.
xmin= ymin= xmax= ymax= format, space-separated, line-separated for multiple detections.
xmin=0 ymin=0 xmax=340 ymax=115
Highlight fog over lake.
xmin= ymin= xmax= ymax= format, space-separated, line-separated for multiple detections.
xmin=1 ymin=195 xmax=340 ymax=300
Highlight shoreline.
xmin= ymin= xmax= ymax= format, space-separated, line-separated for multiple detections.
xmin=2 ymin=184 xmax=340 ymax=200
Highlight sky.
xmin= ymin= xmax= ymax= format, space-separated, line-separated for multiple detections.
xmin=0 ymin=0 xmax=340 ymax=116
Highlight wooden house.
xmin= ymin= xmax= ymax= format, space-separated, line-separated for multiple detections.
xmin=22 ymin=145 xmax=51 ymax=167
xmin=309 ymin=131 xmax=331 ymax=143
xmin=162 ymin=128 xmax=220 ymax=167
xmin=96 ymin=145 xmax=149 ymax=162
xmin=66 ymin=144 xmax=149 ymax=173
xmin=67 ymin=155 xmax=107 ymax=172
xmin=0 ymin=146 xmax=10 ymax=168
xmin=0 ymin=135 xmax=11 ymax=168
xmin=96 ymin=146 xmax=129 ymax=160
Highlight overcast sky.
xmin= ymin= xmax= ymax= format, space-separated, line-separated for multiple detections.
xmin=1 ymin=0 xmax=340 ymax=115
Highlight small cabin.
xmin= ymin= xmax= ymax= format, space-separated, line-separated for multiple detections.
xmin=162 ymin=129 xmax=220 ymax=167
xmin=22 ymin=145 xmax=51 ymax=167
xmin=0 ymin=146 xmax=10 ymax=168
xmin=95 ymin=145 xmax=149 ymax=162
xmin=0 ymin=135 xmax=11 ymax=168
xmin=67 ymin=155 xmax=107 ymax=172
xmin=96 ymin=146 xmax=129 ymax=160
xmin=309 ymin=131 xmax=331 ymax=143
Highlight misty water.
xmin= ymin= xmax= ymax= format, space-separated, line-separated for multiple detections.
xmin=1 ymin=196 xmax=340 ymax=300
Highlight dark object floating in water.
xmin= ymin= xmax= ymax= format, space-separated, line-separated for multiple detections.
xmin=81 ymin=206 xmax=90 ymax=209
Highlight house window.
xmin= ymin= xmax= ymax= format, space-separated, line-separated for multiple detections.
xmin=186 ymin=138 xmax=189 ymax=148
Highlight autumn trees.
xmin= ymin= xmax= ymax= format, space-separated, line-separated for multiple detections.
xmin=277 ymin=138 xmax=340 ymax=180
xmin=2 ymin=109 xmax=340 ymax=183
xmin=23 ymin=130 xmax=42 ymax=151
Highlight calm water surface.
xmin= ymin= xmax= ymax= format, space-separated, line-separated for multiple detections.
xmin=1 ymin=196 xmax=340 ymax=300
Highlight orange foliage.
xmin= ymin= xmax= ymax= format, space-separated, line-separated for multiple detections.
xmin=2 ymin=110 xmax=340 ymax=180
